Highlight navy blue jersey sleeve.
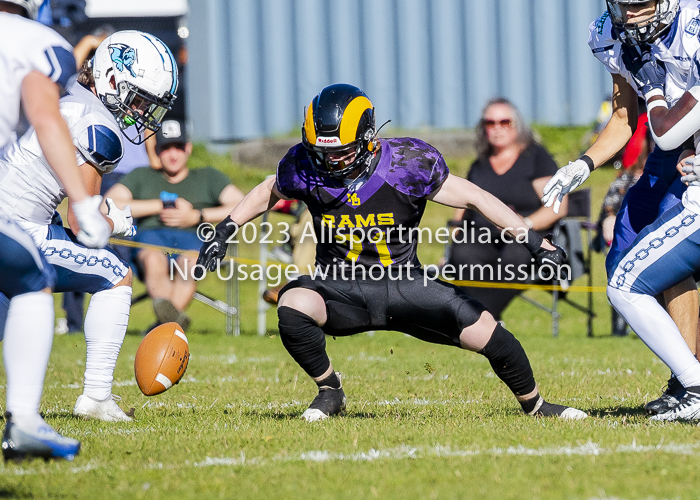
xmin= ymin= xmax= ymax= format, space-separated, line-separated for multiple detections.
xmin=44 ymin=45 xmax=76 ymax=90
xmin=76 ymin=124 xmax=124 ymax=173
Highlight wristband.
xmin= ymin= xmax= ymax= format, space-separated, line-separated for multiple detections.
xmin=522 ymin=229 xmax=544 ymax=253
xmin=198 ymin=210 xmax=204 ymax=224
xmin=579 ymin=155 xmax=595 ymax=173
xmin=646 ymin=99 xmax=668 ymax=112
xmin=643 ymin=87 xmax=664 ymax=101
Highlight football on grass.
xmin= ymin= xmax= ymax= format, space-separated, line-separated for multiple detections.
xmin=135 ymin=322 xmax=189 ymax=396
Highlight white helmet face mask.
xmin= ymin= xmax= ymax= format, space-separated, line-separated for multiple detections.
xmin=2 ymin=0 xmax=44 ymax=19
xmin=606 ymin=0 xmax=680 ymax=46
xmin=91 ymin=30 xmax=178 ymax=144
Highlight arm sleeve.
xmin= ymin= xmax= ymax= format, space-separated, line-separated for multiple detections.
xmin=648 ymin=51 xmax=700 ymax=150
xmin=41 ymin=45 xmax=76 ymax=90
xmin=28 ymin=27 xmax=76 ymax=90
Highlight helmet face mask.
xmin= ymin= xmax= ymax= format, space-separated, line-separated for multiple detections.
xmin=91 ymin=31 xmax=178 ymax=144
xmin=606 ymin=0 xmax=680 ymax=46
xmin=106 ymin=80 xmax=176 ymax=142
xmin=302 ymin=84 xmax=377 ymax=180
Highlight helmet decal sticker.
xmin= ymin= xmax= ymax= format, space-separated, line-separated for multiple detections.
xmin=109 ymin=44 xmax=137 ymax=78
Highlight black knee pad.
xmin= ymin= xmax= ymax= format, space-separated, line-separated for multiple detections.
xmin=278 ymin=306 xmax=330 ymax=378
xmin=477 ymin=325 xmax=536 ymax=396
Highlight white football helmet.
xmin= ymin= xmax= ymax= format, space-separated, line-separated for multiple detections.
xmin=606 ymin=0 xmax=680 ymax=46
xmin=91 ymin=30 xmax=178 ymax=143
xmin=2 ymin=0 xmax=43 ymax=19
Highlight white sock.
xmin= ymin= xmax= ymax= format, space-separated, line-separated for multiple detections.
xmin=82 ymin=285 xmax=132 ymax=401
xmin=608 ymin=287 xmax=700 ymax=386
xmin=4 ymin=291 xmax=53 ymax=421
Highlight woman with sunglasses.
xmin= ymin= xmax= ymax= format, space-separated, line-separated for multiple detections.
xmin=448 ymin=98 xmax=568 ymax=323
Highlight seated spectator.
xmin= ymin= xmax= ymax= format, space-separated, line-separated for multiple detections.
xmin=448 ymin=98 xmax=567 ymax=322
xmin=104 ymin=119 xmax=244 ymax=330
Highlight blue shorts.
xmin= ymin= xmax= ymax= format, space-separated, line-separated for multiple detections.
xmin=606 ymin=146 xmax=687 ymax=277
xmin=0 ymin=217 xmax=55 ymax=298
xmin=609 ymin=197 xmax=700 ymax=296
xmin=132 ymin=228 xmax=202 ymax=279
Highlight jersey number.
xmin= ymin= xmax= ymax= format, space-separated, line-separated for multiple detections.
xmin=335 ymin=231 xmax=394 ymax=266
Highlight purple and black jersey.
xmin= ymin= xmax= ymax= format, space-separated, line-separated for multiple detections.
xmin=276 ymin=137 xmax=449 ymax=271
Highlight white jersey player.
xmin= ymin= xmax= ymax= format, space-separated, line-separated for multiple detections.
xmin=0 ymin=30 xmax=178 ymax=425
xmin=606 ymin=45 xmax=700 ymax=421
xmin=542 ymin=0 xmax=700 ymax=415
xmin=0 ymin=0 xmax=111 ymax=462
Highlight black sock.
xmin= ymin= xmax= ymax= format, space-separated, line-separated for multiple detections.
xmin=520 ymin=393 xmax=541 ymax=414
xmin=316 ymin=371 xmax=341 ymax=390
xmin=477 ymin=324 xmax=537 ymax=397
xmin=278 ymin=306 xmax=330 ymax=378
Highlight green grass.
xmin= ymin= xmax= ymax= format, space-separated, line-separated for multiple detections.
xmin=1 ymin=331 xmax=697 ymax=499
xmin=7 ymin=129 xmax=688 ymax=499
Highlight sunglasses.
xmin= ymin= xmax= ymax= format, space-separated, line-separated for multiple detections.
xmin=483 ymin=118 xmax=514 ymax=129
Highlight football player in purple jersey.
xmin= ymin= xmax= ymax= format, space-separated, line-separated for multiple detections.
xmin=197 ymin=84 xmax=587 ymax=422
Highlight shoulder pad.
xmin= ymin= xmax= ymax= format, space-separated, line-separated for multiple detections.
xmin=78 ymin=124 xmax=123 ymax=173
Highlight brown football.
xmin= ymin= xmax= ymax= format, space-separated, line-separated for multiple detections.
xmin=135 ymin=322 xmax=189 ymax=396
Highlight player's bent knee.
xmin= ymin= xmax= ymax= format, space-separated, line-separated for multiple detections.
xmin=459 ymin=310 xmax=498 ymax=352
xmin=278 ymin=287 xmax=327 ymax=326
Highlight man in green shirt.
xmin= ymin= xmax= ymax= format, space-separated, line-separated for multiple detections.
xmin=105 ymin=119 xmax=244 ymax=329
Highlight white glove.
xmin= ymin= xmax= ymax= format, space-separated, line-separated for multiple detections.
xmin=105 ymin=197 xmax=136 ymax=237
xmin=542 ymin=159 xmax=591 ymax=214
xmin=681 ymin=156 xmax=700 ymax=187
xmin=71 ymin=195 xmax=111 ymax=248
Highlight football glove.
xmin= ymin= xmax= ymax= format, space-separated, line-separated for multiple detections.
xmin=681 ymin=157 xmax=700 ymax=186
xmin=620 ymin=44 xmax=666 ymax=100
xmin=194 ymin=216 xmax=239 ymax=279
xmin=531 ymin=236 xmax=567 ymax=281
xmin=105 ymin=198 xmax=136 ymax=237
xmin=542 ymin=160 xmax=590 ymax=213
xmin=71 ymin=195 xmax=111 ymax=248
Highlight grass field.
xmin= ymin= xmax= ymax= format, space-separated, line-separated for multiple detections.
xmin=3 ymin=129 xmax=698 ymax=499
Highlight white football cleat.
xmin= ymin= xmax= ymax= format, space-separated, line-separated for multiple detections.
xmin=300 ymin=408 xmax=329 ymax=422
xmin=73 ymin=394 xmax=133 ymax=422
xmin=558 ymin=407 xmax=588 ymax=420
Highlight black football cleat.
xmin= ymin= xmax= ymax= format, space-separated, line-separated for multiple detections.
xmin=525 ymin=397 xmax=587 ymax=420
xmin=301 ymin=373 xmax=347 ymax=422
xmin=645 ymin=375 xmax=685 ymax=415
